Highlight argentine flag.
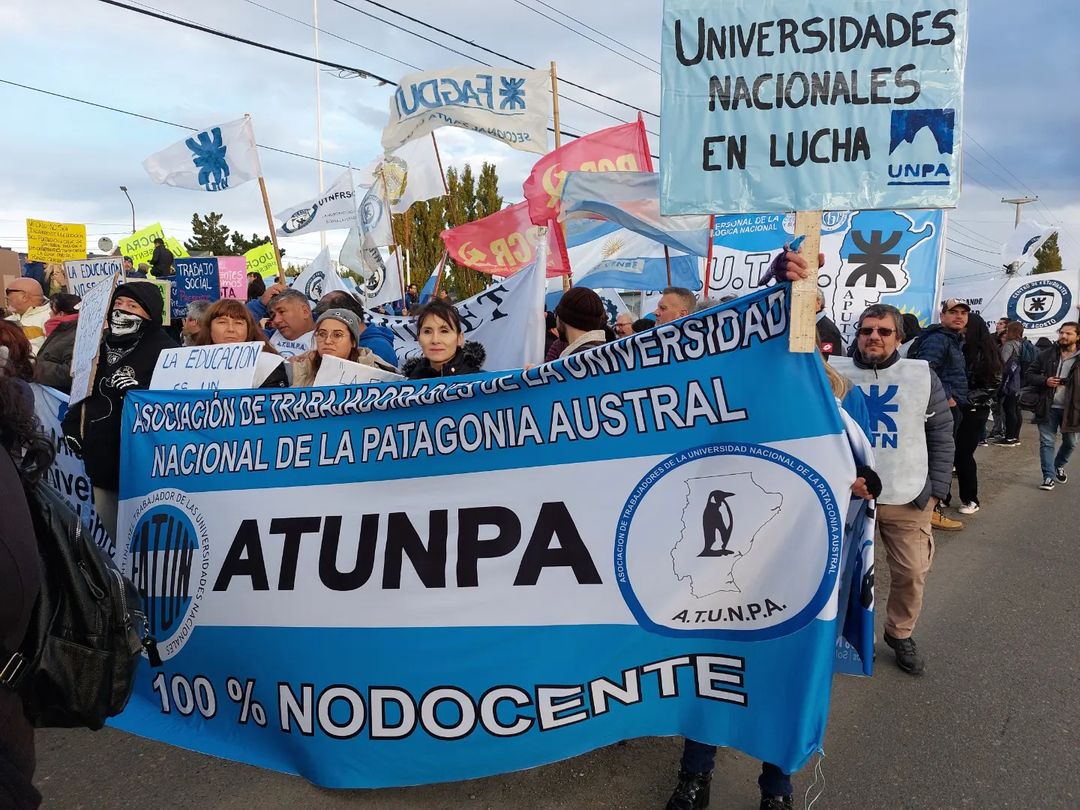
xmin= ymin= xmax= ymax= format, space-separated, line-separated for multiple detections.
xmin=567 ymin=219 xmax=702 ymax=292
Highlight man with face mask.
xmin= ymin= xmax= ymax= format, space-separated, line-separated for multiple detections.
xmin=62 ymin=281 xmax=178 ymax=543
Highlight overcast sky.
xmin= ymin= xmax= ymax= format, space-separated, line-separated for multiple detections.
xmin=1 ymin=0 xmax=1077 ymax=280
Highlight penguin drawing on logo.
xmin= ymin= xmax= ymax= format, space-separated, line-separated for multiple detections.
xmin=699 ymin=489 xmax=735 ymax=557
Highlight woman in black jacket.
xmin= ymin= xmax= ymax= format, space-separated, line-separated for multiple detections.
xmin=401 ymin=300 xmax=485 ymax=379
xmin=32 ymin=293 xmax=80 ymax=393
xmin=62 ymin=282 xmax=178 ymax=543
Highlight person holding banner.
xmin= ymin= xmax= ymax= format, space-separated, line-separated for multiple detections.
xmin=313 ymin=290 xmax=399 ymax=369
xmin=62 ymin=282 xmax=178 ymax=542
xmin=31 ymin=293 xmax=80 ymax=393
xmin=291 ymin=309 xmax=396 ymax=387
xmin=401 ymin=301 xmax=485 ymax=379
xmin=194 ymin=298 xmax=288 ymax=388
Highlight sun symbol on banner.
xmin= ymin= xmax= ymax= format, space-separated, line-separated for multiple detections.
xmin=601 ymin=236 xmax=625 ymax=259
xmin=375 ymin=156 xmax=408 ymax=205
xmin=499 ymin=77 xmax=527 ymax=110
xmin=895 ymin=304 xmax=928 ymax=327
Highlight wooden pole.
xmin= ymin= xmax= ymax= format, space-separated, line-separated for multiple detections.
xmin=663 ymin=246 xmax=673 ymax=288
xmin=704 ymin=214 xmax=716 ymax=298
xmin=257 ymin=176 xmax=286 ymax=286
xmin=431 ymin=133 xmax=450 ymax=195
xmin=550 ymin=61 xmax=571 ymax=294
xmin=789 ymin=210 xmax=822 ymax=353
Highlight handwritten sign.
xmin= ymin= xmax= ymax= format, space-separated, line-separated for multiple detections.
xmin=217 ymin=256 xmax=248 ymax=299
xmin=660 ymin=0 xmax=968 ymax=213
xmin=149 ymin=342 xmax=265 ymax=390
xmin=26 ymin=219 xmax=87 ymax=263
xmin=69 ymin=274 xmax=119 ymax=405
xmin=65 ymin=257 xmax=125 ymax=298
xmin=171 ymin=258 xmax=220 ymax=320
xmin=245 ymin=242 xmax=279 ymax=279
xmin=312 ymin=354 xmax=405 ymax=386
xmin=117 ymin=223 xmax=189 ymax=267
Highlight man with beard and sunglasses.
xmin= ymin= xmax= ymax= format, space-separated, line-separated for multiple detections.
xmin=62 ymin=281 xmax=178 ymax=543
xmin=833 ymin=304 xmax=955 ymax=676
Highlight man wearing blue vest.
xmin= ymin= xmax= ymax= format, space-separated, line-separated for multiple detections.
xmin=833 ymin=304 xmax=955 ymax=675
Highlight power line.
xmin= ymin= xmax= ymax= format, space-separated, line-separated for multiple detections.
xmin=331 ymin=0 xmax=660 ymax=120
xmin=239 ymin=0 xmax=421 ymax=71
xmin=509 ymin=0 xmax=659 ymax=75
xmin=94 ymin=0 xmax=396 ymax=84
xmin=945 ymin=247 xmax=1003 ymax=271
xmin=528 ymin=0 xmax=660 ymax=66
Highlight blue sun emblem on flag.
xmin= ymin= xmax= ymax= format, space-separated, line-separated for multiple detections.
xmin=499 ymin=77 xmax=527 ymax=110
xmin=185 ymin=127 xmax=231 ymax=191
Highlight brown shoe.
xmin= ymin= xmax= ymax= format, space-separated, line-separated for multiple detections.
xmin=931 ymin=510 xmax=963 ymax=531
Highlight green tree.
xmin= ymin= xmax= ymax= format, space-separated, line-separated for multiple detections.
xmin=184 ymin=212 xmax=281 ymax=256
xmin=1033 ymin=232 xmax=1062 ymax=275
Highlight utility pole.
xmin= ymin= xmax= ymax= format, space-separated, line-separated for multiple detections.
xmin=313 ymin=0 xmax=326 ymax=250
xmin=1002 ymin=196 xmax=1038 ymax=227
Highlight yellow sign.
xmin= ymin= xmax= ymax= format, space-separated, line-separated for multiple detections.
xmin=117 ymin=223 xmax=189 ymax=269
xmin=244 ymin=242 xmax=279 ymax=278
xmin=26 ymin=219 xmax=87 ymax=263
xmin=146 ymin=279 xmax=172 ymax=326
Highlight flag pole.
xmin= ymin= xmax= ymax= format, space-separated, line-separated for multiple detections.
xmin=790 ymin=210 xmax=822 ymax=353
xmin=550 ymin=61 xmax=571 ymax=294
xmin=246 ymin=114 xmax=286 ymax=285
xmin=432 ymin=250 xmax=448 ymax=299
xmin=704 ymin=214 xmax=715 ymax=297
xmin=431 ymin=133 xmax=450 ymax=195
xmin=663 ymin=245 xmax=673 ymax=288
xmin=378 ymin=171 xmax=407 ymax=310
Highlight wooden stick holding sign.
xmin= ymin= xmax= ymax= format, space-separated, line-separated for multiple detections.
xmin=788 ymin=210 xmax=822 ymax=354
xmin=549 ymin=61 xmax=571 ymax=294
xmin=244 ymin=114 xmax=286 ymax=286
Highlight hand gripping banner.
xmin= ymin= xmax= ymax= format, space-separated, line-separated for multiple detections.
xmin=114 ymin=286 xmax=867 ymax=788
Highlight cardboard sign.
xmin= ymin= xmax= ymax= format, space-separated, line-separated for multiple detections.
xmin=244 ymin=242 xmax=279 ymax=279
xmin=217 ymin=256 xmax=248 ymax=299
xmin=660 ymin=0 xmax=968 ymax=213
xmin=172 ymin=258 xmax=220 ymax=320
xmin=149 ymin=341 xmax=265 ymax=390
xmin=26 ymin=218 xmax=87 ymax=263
xmin=312 ymin=354 xmax=405 ymax=386
xmin=65 ymin=257 xmax=125 ymax=298
xmin=69 ymin=273 xmax=119 ymax=405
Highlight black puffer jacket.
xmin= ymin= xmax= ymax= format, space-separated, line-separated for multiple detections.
xmin=62 ymin=283 xmax=178 ymax=491
xmin=401 ymin=341 xmax=486 ymax=379
xmin=32 ymin=319 xmax=78 ymax=393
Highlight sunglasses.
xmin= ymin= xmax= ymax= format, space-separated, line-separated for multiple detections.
xmin=857 ymin=327 xmax=895 ymax=337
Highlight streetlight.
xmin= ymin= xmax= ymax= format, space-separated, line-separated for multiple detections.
xmin=120 ymin=186 xmax=135 ymax=234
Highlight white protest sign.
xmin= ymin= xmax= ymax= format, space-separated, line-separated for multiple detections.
xmin=312 ymin=354 xmax=405 ymax=386
xmin=65 ymin=257 xmax=125 ymax=298
xmin=149 ymin=342 xmax=264 ymax=390
xmin=254 ymin=352 xmax=285 ymax=387
xmin=69 ymin=273 xmax=119 ymax=405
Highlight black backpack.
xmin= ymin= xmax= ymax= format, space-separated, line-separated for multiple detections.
xmin=1 ymin=482 xmax=159 ymax=729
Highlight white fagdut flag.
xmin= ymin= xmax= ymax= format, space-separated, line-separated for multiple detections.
xmin=1002 ymin=221 xmax=1057 ymax=267
xmin=290 ymin=247 xmax=347 ymax=305
xmin=383 ymin=67 xmax=550 ymax=155
xmin=274 ymin=169 xmax=357 ymax=237
xmin=359 ymin=139 xmax=445 ymax=215
xmin=143 ymin=117 xmax=260 ymax=192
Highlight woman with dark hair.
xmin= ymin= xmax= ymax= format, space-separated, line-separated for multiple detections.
xmin=195 ymin=298 xmax=288 ymax=388
xmin=0 ymin=368 xmax=54 ymax=808
xmin=247 ymin=271 xmax=266 ymax=301
xmin=32 ymin=293 xmax=81 ymax=393
xmin=952 ymin=312 xmax=1003 ymax=514
xmin=997 ymin=321 xmax=1026 ymax=445
xmin=0 ymin=321 xmax=34 ymax=381
xmin=402 ymin=300 xmax=485 ymax=379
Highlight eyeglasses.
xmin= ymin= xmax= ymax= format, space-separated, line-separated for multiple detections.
xmin=315 ymin=329 xmax=350 ymax=342
xmin=857 ymin=327 xmax=896 ymax=337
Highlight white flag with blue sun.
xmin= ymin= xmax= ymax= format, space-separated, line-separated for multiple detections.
xmin=143 ymin=116 xmax=261 ymax=192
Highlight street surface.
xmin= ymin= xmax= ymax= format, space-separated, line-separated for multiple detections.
xmin=34 ymin=422 xmax=1080 ymax=809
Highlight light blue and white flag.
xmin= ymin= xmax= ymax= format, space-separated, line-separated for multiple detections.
xmin=561 ymin=171 xmax=711 ymax=256
xmin=143 ymin=117 xmax=261 ymax=192
xmin=568 ymin=219 xmax=703 ymax=291
xmin=112 ymin=284 xmax=867 ymax=787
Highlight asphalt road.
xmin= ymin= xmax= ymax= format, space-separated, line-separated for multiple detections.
xmin=32 ymin=421 xmax=1080 ymax=809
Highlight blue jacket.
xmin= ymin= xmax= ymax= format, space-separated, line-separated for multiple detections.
xmin=358 ymin=324 xmax=398 ymax=368
xmin=909 ymin=324 xmax=968 ymax=406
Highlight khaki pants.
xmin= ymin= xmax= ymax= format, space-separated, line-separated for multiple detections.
xmin=876 ymin=500 xmax=936 ymax=639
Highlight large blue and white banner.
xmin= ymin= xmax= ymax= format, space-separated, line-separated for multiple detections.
xmin=112 ymin=287 xmax=868 ymax=787
xmin=708 ymin=210 xmax=945 ymax=346
xmin=660 ymin=0 xmax=968 ymax=214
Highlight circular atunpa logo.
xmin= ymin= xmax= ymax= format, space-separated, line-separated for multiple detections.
xmin=123 ymin=489 xmax=210 ymax=660
xmin=1007 ymin=279 xmax=1073 ymax=329
xmin=615 ymin=444 xmax=842 ymax=641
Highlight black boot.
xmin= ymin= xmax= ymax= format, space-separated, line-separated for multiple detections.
xmin=666 ymin=768 xmax=711 ymax=810
xmin=760 ymin=794 xmax=793 ymax=810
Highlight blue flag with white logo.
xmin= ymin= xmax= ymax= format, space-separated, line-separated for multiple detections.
xmin=112 ymin=286 xmax=869 ymax=787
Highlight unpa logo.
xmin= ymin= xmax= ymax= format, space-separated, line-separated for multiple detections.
xmin=123 ymin=489 xmax=210 ymax=661
xmin=887 ymin=108 xmax=956 ymax=188
xmin=1007 ymin=279 xmax=1073 ymax=329
xmin=615 ymin=444 xmax=842 ymax=641
xmin=281 ymin=204 xmax=318 ymax=234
